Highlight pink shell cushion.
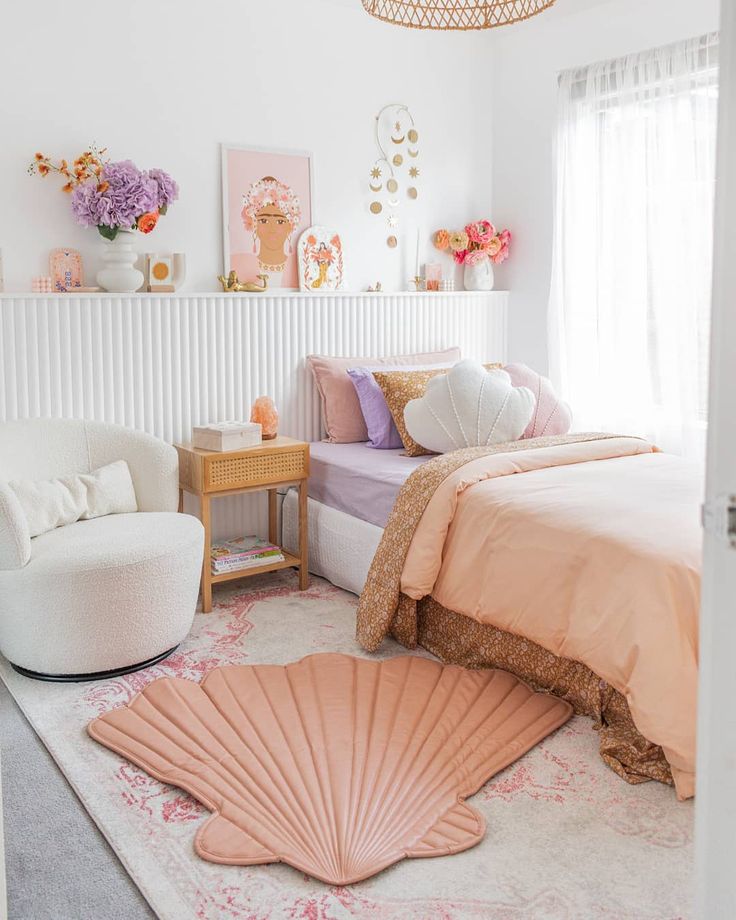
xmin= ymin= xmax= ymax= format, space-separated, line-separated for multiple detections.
xmin=88 ymin=653 xmax=571 ymax=886
xmin=505 ymin=363 xmax=573 ymax=439
xmin=307 ymin=348 xmax=461 ymax=443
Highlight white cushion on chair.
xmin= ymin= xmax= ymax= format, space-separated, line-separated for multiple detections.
xmin=0 ymin=419 xmax=179 ymax=513
xmin=0 ymin=511 xmax=203 ymax=676
xmin=10 ymin=460 xmax=138 ymax=538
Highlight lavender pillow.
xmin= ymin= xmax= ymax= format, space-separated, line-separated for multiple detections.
xmin=348 ymin=364 xmax=454 ymax=449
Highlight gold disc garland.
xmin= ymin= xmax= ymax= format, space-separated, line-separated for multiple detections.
xmin=368 ymin=103 xmax=421 ymax=248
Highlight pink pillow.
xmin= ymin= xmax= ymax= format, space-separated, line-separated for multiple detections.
xmin=308 ymin=348 xmax=461 ymax=443
xmin=505 ymin=363 xmax=572 ymax=439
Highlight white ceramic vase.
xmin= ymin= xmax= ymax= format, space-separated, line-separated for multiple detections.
xmin=97 ymin=229 xmax=144 ymax=293
xmin=463 ymin=256 xmax=495 ymax=292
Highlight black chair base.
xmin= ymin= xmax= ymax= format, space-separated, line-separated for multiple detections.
xmin=10 ymin=645 xmax=179 ymax=683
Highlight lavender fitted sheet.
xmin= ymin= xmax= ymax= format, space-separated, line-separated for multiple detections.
xmin=308 ymin=442 xmax=429 ymax=528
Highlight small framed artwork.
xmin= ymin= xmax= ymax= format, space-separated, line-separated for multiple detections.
xmin=221 ymin=144 xmax=314 ymax=291
xmin=297 ymin=226 xmax=345 ymax=292
xmin=424 ymin=262 xmax=443 ymax=292
xmin=143 ymin=252 xmax=186 ymax=292
xmin=49 ymin=248 xmax=83 ymax=292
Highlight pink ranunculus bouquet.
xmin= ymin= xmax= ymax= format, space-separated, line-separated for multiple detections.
xmin=433 ymin=218 xmax=511 ymax=267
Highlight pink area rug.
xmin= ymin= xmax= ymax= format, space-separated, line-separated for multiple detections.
xmin=0 ymin=573 xmax=694 ymax=919
xmin=89 ymin=654 xmax=572 ymax=885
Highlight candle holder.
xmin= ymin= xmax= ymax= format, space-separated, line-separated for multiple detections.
xmin=412 ymin=275 xmax=425 ymax=292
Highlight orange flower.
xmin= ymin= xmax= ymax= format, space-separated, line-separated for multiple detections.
xmin=38 ymin=163 xmax=49 ymax=176
xmin=137 ymin=211 xmax=159 ymax=234
xmin=61 ymin=182 xmax=73 ymax=193
xmin=97 ymin=180 xmax=109 ymax=194
xmin=35 ymin=152 xmax=45 ymax=161
xmin=434 ymin=229 xmax=450 ymax=251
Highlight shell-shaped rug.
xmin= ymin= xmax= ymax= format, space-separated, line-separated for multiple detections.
xmin=88 ymin=653 xmax=572 ymax=885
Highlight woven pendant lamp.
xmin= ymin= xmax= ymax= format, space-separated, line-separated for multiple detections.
xmin=361 ymin=0 xmax=556 ymax=30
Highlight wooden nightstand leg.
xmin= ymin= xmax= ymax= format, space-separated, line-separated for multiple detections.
xmin=178 ymin=488 xmax=184 ymax=514
xmin=298 ymin=480 xmax=309 ymax=590
xmin=268 ymin=489 xmax=278 ymax=546
xmin=200 ymin=493 xmax=213 ymax=613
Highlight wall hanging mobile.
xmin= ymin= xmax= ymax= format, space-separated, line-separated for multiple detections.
xmin=360 ymin=0 xmax=556 ymax=30
xmin=368 ymin=103 xmax=420 ymax=247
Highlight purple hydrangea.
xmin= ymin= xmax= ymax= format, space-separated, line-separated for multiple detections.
xmin=71 ymin=159 xmax=159 ymax=230
xmin=147 ymin=168 xmax=179 ymax=211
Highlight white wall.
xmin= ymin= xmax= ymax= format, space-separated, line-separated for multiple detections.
xmin=490 ymin=0 xmax=721 ymax=374
xmin=2 ymin=0 xmax=722 ymax=366
xmin=0 ymin=0 xmax=492 ymax=294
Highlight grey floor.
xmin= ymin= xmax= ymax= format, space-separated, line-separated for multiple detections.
xmin=0 ymin=681 xmax=155 ymax=920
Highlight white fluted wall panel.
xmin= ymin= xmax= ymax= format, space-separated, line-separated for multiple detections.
xmin=0 ymin=291 xmax=507 ymax=538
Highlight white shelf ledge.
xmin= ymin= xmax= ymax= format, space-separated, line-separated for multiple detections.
xmin=0 ymin=289 xmax=508 ymax=300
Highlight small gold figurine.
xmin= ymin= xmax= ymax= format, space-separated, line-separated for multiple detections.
xmin=217 ymin=271 xmax=269 ymax=293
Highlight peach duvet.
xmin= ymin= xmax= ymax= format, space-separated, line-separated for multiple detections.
xmin=367 ymin=437 xmax=703 ymax=799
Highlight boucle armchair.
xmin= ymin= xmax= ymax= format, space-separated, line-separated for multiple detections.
xmin=0 ymin=419 xmax=204 ymax=681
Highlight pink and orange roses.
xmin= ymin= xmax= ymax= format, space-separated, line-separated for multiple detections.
xmin=466 ymin=220 xmax=495 ymax=246
xmin=434 ymin=229 xmax=450 ymax=251
xmin=433 ymin=218 xmax=511 ymax=267
xmin=137 ymin=211 xmax=159 ymax=234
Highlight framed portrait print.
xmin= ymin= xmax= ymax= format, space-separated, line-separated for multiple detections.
xmin=221 ymin=144 xmax=314 ymax=291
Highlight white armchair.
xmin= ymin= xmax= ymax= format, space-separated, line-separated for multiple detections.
xmin=0 ymin=419 xmax=204 ymax=681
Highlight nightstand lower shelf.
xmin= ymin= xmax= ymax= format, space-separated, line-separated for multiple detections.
xmin=211 ymin=551 xmax=301 ymax=584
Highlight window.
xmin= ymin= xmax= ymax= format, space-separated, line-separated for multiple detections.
xmin=549 ymin=34 xmax=719 ymax=460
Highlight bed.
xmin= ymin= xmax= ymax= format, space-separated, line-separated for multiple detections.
xmin=282 ymin=442 xmax=426 ymax=594
xmin=284 ymin=434 xmax=702 ymax=799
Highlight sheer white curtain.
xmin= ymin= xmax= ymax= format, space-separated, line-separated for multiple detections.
xmin=549 ymin=34 xmax=719 ymax=460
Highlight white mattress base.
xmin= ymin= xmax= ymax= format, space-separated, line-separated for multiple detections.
xmin=282 ymin=491 xmax=382 ymax=596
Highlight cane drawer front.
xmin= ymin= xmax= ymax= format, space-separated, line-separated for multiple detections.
xmin=204 ymin=444 xmax=308 ymax=492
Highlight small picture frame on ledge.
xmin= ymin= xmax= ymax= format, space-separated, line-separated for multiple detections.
xmin=425 ymin=262 xmax=442 ymax=292
xmin=144 ymin=253 xmax=186 ymax=292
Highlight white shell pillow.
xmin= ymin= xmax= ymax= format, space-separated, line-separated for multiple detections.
xmin=404 ymin=360 xmax=535 ymax=454
xmin=9 ymin=459 xmax=138 ymax=538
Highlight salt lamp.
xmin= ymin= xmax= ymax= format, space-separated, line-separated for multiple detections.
xmin=250 ymin=396 xmax=278 ymax=439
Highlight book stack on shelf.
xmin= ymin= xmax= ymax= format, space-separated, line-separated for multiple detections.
xmin=211 ymin=536 xmax=285 ymax=575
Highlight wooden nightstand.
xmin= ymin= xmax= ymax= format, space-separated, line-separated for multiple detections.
xmin=176 ymin=436 xmax=309 ymax=612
